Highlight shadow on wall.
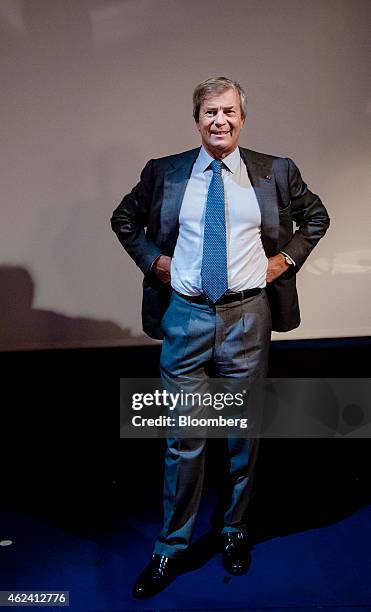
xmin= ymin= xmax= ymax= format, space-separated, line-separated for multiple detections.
xmin=0 ymin=265 xmax=145 ymax=351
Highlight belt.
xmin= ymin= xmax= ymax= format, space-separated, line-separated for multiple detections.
xmin=174 ymin=287 xmax=262 ymax=306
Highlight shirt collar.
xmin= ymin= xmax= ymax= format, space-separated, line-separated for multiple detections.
xmin=197 ymin=145 xmax=240 ymax=174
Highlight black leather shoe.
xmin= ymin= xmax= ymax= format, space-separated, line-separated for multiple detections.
xmin=221 ymin=532 xmax=251 ymax=575
xmin=132 ymin=554 xmax=179 ymax=599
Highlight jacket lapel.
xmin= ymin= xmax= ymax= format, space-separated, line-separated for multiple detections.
xmin=239 ymin=147 xmax=279 ymax=256
xmin=161 ymin=147 xmax=200 ymax=254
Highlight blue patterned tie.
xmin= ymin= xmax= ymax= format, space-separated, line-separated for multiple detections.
xmin=201 ymin=159 xmax=228 ymax=302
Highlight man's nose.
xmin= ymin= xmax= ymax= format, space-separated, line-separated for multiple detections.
xmin=214 ymin=110 xmax=226 ymax=126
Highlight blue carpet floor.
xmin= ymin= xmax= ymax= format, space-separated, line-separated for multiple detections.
xmin=1 ymin=501 xmax=370 ymax=612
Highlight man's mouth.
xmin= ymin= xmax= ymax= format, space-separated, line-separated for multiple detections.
xmin=211 ymin=130 xmax=231 ymax=136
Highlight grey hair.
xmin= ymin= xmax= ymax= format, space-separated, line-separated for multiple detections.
xmin=193 ymin=76 xmax=247 ymax=122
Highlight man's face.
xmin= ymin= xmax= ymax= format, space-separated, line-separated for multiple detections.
xmin=196 ymin=88 xmax=245 ymax=159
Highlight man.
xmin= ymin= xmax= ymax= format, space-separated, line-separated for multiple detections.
xmin=111 ymin=77 xmax=330 ymax=598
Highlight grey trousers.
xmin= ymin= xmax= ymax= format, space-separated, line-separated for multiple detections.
xmin=153 ymin=289 xmax=272 ymax=558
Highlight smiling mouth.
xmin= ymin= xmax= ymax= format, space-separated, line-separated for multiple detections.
xmin=211 ymin=131 xmax=231 ymax=135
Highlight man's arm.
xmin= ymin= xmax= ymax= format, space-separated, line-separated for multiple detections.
xmin=110 ymin=159 xmax=162 ymax=275
xmin=280 ymin=157 xmax=330 ymax=269
xmin=267 ymin=157 xmax=330 ymax=282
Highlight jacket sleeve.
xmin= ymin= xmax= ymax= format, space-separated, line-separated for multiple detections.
xmin=110 ymin=159 xmax=162 ymax=275
xmin=280 ymin=157 xmax=330 ymax=270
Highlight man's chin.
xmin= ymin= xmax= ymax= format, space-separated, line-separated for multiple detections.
xmin=210 ymin=136 xmax=230 ymax=146
xmin=209 ymin=141 xmax=235 ymax=157
xmin=203 ymin=138 xmax=237 ymax=158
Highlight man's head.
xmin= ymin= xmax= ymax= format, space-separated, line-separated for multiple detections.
xmin=193 ymin=77 xmax=246 ymax=159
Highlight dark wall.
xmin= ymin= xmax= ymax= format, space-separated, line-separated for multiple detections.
xmin=1 ymin=339 xmax=370 ymax=538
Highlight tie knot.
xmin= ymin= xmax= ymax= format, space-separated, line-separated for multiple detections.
xmin=210 ymin=159 xmax=223 ymax=174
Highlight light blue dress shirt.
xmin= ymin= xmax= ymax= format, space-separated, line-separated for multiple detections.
xmin=171 ymin=146 xmax=268 ymax=296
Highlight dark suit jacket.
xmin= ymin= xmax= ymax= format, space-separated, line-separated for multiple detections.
xmin=111 ymin=146 xmax=330 ymax=339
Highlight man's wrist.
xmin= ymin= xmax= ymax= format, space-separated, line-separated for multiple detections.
xmin=280 ymin=251 xmax=296 ymax=267
xmin=150 ymin=255 xmax=162 ymax=272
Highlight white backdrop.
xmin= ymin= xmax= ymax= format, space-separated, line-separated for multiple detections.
xmin=1 ymin=0 xmax=370 ymax=350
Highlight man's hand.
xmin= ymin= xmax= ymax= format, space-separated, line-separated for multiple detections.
xmin=266 ymin=253 xmax=290 ymax=283
xmin=152 ymin=255 xmax=172 ymax=284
